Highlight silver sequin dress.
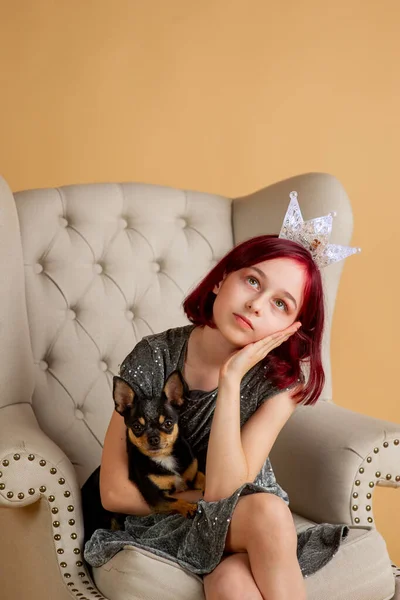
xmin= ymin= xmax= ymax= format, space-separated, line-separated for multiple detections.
xmin=83 ymin=324 xmax=349 ymax=578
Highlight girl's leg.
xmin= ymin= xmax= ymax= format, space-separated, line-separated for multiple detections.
xmin=203 ymin=552 xmax=263 ymax=600
xmin=204 ymin=492 xmax=306 ymax=600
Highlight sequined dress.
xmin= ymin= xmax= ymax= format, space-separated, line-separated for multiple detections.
xmin=83 ymin=324 xmax=349 ymax=578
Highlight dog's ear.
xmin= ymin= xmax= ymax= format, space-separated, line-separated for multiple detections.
xmin=163 ymin=370 xmax=186 ymax=408
xmin=113 ymin=376 xmax=135 ymax=415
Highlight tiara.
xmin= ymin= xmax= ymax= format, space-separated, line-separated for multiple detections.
xmin=278 ymin=191 xmax=361 ymax=269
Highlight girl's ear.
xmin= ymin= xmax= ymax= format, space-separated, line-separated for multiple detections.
xmin=213 ymin=272 xmax=227 ymax=294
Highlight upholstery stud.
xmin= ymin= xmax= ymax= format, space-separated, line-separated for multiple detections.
xmin=2 ymin=460 xmax=9 ymax=466
xmin=373 ymin=448 xmax=379 ymax=453
xmin=73 ymin=548 xmax=81 ymax=554
xmin=0 ymin=484 xmax=5 ymax=490
xmin=54 ymin=534 xmax=61 ymax=541
xmin=366 ymin=505 xmax=372 ymax=511
xmin=75 ymin=409 xmax=85 ymax=420
xmin=50 ymin=468 xmax=57 ymax=474
xmin=58 ymin=477 xmax=65 ymax=485
xmin=68 ymin=519 xmax=75 ymax=525
xmin=67 ymin=505 xmax=74 ymax=512
xmin=60 ymin=562 xmax=67 ymax=568
xmin=375 ymin=471 xmax=381 ymax=477
xmin=63 ymin=573 xmax=71 ymax=579
xmin=359 ymin=467 xmax=364 ymax=473
xmin=396 ymin=476 xmax=400 ymax=482
xmin=93 ymin=263 xmax=103 ymax=275
xmin=369 ymin=482 xmax=375 ymax=488
xmin=383 ymin=442 xmax=389 ymax=448
xmin=13 ymin=454 xmax=20 ymax=460
xmin=177 ymin=218 xmax=187 ymax=228
xmin=48 ymin=495 xmax=55 ymax=502
xmin=33 ymin=263 xmax=44 ymax=274
xmin=355 ymin=480 xmax=361 ymax=486
xmin=53 ymin=521 xmax=60 ymax=527
xmin=367 ymin=457 xmax=372 ymax=462
xmin=57 ymin=548 xmax=64 ymax=554
xmin=71 ymin=533 xmax=77 ymax=540
xmin=354 ymin=517 xmax=360 ymax=523
xmin=368 ymin=517 xmax=373 ymax=523
xmin=99 ymin=360 xmax=108 ymax=372
xmin=7 ymin=492 xmax=13 ymax=498
xmin=353 ymin=492 xmax=358 ymax=498
xmin=64 ymin=491 xmax=71 ymax=497
xmin=125 ymin=310 xmax=134 ymax=321
xmin=39 ymin=360 xmax=49 ymax=370
xmin=386 ymin=474 xmax=392 ymax=480
xmin=76 ymin=561 xmax=83 ymax=567
xmin=151 ymin=261 xmax=161 ymax=273
xmin=28 ymin=488 xmax=35 ymax=495
xmin=366 ymin=493 xmax=372 ymax=499
xmin=59 ymin=217 xmax=68 ymax=228
xmin=39 ymin=485 xmax=46 ymax=492
xmin=28 ymin=454 xmax=35 ymax=461
xmin=67 ymin=309 xmax=76 ymax=320
xmin=18 ymin=493 xmax=24 ymax=499
xmin=394 ymin=439 xmax=399 ymax=445
xmin=51 ymin=507 xmax=59 ymax=514
xmin=352 ymin=505 xmax=358 ymax=511
xmin=39 ymin=460 xmax=46 ymax=466
xmin=119 ymin=218 xmax=128 ymax=229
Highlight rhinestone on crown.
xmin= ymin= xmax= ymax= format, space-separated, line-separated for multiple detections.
xmin=279 ymin=191 xmax=361 ymax=269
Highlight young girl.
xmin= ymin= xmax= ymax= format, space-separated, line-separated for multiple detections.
xmin=84 ymin=232 xmax=351 ymax=600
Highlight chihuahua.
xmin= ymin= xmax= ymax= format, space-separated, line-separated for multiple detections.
xmin=81 ymin=370 xmax=205 ymax=543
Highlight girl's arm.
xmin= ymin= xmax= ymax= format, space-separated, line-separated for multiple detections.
xmin=203 ymin=323 xmax=302 ymax=502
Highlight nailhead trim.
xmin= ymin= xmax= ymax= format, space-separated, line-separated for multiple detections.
xmin=0 ymin=452 xmax=104 ymax=598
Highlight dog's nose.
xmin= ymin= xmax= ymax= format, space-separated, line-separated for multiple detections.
xmin=148 ymin=435 xmax=160 ymax=446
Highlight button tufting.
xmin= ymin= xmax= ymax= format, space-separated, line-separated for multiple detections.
xmin=74 ymin=409 xmax=84 ymax=420
xmin=125 ymin=310 xmax=134 ymax=321
xmin=59 ymin=217 xmax=68 ymax=228
xmin=119 ymin=218 xmax=128 ymax=229
xmin=39 ymin=360 xmax=48 ymax=371
xmin=93 ymin=263 xmax=103 ymax=274
xmin=99 ymin=361 xmax=108 ymax=372
xmin=33 ymin=263 xmax=44 ymax=274
xmin=152 ymin=262 xmax=161 ymax=273
xmin=67 ymin=309 xmax=76 ymax=320
xmin=177 ymin=218 xmax=187 ymax=229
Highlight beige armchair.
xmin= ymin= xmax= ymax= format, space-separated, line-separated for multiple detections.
xmin=0 ymin=172 xmax=398 ymax=600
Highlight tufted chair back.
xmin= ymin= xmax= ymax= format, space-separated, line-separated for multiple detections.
xmin=0 ymin=174 xmax=354 ymax=488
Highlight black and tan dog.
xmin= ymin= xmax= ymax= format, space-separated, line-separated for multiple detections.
xmin=81 ymin=370 xmax=205 ymax=543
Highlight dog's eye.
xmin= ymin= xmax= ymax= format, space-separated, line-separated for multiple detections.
xmin=132 ymin=422 xmax=143 ymax=432
xmin=164 ymin=420 xmax=173 ymax=428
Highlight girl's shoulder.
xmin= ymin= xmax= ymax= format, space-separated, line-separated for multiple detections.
xmin=118 ymin=323 xmax=195 ymax=397
xmin=142 ymin=323 xmax=195 ymax=352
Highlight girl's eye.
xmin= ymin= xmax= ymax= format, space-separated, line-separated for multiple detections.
xmin=275 ymin=299 xmax=288 ymax=312
xmin=246 ymin=276 xmax=260 ymax=288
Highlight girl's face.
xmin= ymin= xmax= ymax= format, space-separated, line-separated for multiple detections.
xmin=212 ymin=257 xmax=306 ymax=345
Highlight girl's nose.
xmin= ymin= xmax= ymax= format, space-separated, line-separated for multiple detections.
xmin=246 ymin=300 xmax=261 ymax=315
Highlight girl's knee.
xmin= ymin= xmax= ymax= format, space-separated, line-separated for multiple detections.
xmin=240 ymin=493 xmax=296 ymax=544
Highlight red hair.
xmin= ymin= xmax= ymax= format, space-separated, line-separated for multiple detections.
xmin=182 ymin=235 xmax=325 ymax=406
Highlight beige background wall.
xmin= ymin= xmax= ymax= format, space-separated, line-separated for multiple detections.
xmin=1 ymin=0 xmax=399 ymax=562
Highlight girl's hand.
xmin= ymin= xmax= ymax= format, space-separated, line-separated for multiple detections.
xmin=220 ymin=321 xmax=302 ymax=382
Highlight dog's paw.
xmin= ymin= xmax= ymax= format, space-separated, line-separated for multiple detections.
xmin=183 ymin=502 xmax=199 ymax=519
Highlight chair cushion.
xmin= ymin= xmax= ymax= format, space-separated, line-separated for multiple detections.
xmin=92 ymin=514 xmax=395 ymax=600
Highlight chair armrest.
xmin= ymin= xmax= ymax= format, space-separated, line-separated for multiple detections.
xmin=269 ymin=401 xmax=400 ymax=526
xmin=0 ymin=403 xmax=106 ymax=599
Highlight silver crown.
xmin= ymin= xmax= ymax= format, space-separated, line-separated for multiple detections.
xmin=279 ymin=191 xmax=361 ymax=269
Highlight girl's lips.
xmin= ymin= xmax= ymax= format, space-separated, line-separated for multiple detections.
xmin=233 ymin=313 xmax=253 ymax=329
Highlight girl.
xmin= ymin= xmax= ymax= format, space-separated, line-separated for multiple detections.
xmin=84 ymin=233 xmax=350 ymax=600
